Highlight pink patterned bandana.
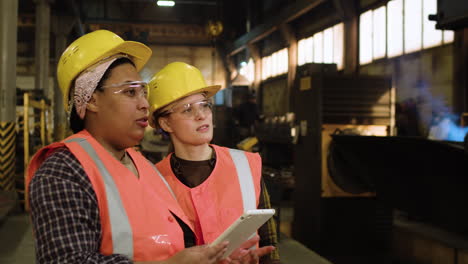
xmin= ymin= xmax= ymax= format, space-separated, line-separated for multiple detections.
xmin=73 ymin=55 xmax=124 ymax=119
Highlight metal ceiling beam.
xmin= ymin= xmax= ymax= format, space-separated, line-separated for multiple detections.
xmin=227 ymin=0 xmax=326 ymax=56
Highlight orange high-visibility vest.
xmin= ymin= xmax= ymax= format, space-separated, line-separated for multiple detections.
xmin=156 ymin=144 xmax=262 ymax=244
xmin=27 ymin=130 xmax=193 ymax=261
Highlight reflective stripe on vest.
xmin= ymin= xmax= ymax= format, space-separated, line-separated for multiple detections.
xmin=65 ymin=138 xmax=134 ymax=258
xmin=145 ymin=160 xmax=177 ymax=201
xmin=65 ymin=138 xmax=177 ymax=258
xmin=228 ymin=149 xmax=256 ymax=211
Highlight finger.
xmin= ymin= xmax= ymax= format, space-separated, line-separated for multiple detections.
xmin=210 ymin=242 xmax=229 ymax=261
xmin=252 ymin=245 xmax=275 ymax=258
xmin=228 ymin=247 xmax=250 ymax=260
xmin=248 ymin=249 xmax=259 ymax=264
xmin=209 ymin=241 xmax=229 ymax=256
xmin=238 ymin=250 xmax=259 ymax=264
xmin=239 ymin=235 xmax=260 ymax=249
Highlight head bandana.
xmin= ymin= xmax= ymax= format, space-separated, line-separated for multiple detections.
xmin=73 ymin=54 xmax=127 ymax=119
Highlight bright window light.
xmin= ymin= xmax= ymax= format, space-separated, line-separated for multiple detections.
xmin=298 ymin=37 xmax=313 ymax=66
xmin=272 ymin=53 xmax=278 ymax=76
xmin=265 ymin=56 xmax=271 ymax=79
xmin=323 ymin=28 xmax=334 ymax=63
xmin=313 ymin=32 xmax=323 ymax=63
xmin=239 ymin=58 xmax=255 ymax=83
xmin=279 ymin=49 xmax=286 ymax=75
xmin=333 ymin=23 xmax=344 ymax=70
xmin=305 ymin=37 xmax=314 ymax=64
xmin=404 ymin=0 xmax=422 ymax=53
xmin=299 ymin=23 xmax=344 ymax=69
xmin=157 ymin=0 xmax=175 ymax=7
xmin=246 ymin=58 xmax=254 ymax=83
xmin=281 ymin=48 xmax=289 ymax=73
xmin=360 ymin=10 xmax=373 ymax=64
xmin=388 ymin=0 xmax=403 ymax=57
xmin=262 ymin=58 xmax=268 ymax=80
xmin=443 ymin=30 xmax=454 ymax=43
xmin=261 ymin=48 xmax=288 ymax=79
xmin=373 ymin=6 xmax=386 ymax=60
xmin=423 ymin=0 xmax=442 ymax=49
xmin=298 ymin=39 xmax=306 ymax=66
xmin=262 ymin=55 xmax=273 ymax=80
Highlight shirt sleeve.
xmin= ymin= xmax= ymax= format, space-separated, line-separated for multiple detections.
xmin=29 ymin=148 xmax=133 ymax=264
xmin=258 ymin=179 xmax=281 ymax=264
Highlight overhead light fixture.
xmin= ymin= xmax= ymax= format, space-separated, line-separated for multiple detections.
xmin=157 ymin=0 xmax=175 ymax=7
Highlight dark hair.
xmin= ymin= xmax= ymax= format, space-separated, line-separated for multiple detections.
xmin=152 ymin=109 xmax=170 ymax=137
xmin=150 ymin=110 xmax=174 ymax=152
xmin=69 ymin=57 xmax=135 ymax=133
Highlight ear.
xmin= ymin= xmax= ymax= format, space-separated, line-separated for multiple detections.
xmin=86 ymin=93 xmax=100 ymax=113
xmin=158 ymin=117 xmax=174 ymax=133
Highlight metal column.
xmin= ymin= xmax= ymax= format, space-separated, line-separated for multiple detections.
xmin=34 ymin=0 xmax=52 ymax=97
xmin=52 ymin=16 xmax=74 ymax=141
xmin=0 ymin=0 xmax=18 ymax=191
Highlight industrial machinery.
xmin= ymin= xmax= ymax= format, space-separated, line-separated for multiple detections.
xmin=255 ymin=63 xmax=395 ymax=261
xmin=293 ymin=65 xmax=394 ymax=259
xmin=328 ymin=135 xmax=468 ymax=238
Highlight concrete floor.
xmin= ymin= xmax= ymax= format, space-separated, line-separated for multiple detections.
xmin=0 ymin=209 xmax=332 ymax=264
xmin=0 ymin=212 xmax=35 ymax=264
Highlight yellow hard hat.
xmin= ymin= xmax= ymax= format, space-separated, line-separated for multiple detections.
xmin=57 ymin=29 xmax=152 ymax=111
xmin=148 ymin=62 xmax=221 ymax=127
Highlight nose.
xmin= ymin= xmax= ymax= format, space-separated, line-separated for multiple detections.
xmin=138 ymin=96 xmax=150 ymax=111
xmin=194 ymin=106 xmax=207 ymax=120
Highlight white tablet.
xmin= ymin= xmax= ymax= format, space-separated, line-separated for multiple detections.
xmin=210 ymin=209 xmax=276 ymax=259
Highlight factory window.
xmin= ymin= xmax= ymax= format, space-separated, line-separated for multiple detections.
xmin=297 ymin=23 xmax=344 ymax=70
xmin=323 ymin=28 xmax=334 ymax=63
xmin=359 ymin=0 xmax=454 ymax=65
xmin=314 ymin=32 xmax=324 ymax=63
xmin=373 ymin=6 xmax=387 ymax=60
xmin=404 ymin=0 xmax=423 ymax=53
xmin=261 ymin=48 xmax=288 ymax=80
xmin=359 ymin=10 xmax=374 ymax=64
xmin=388 ymin=0 xmax=404 ymax=58
xmin=422 ymin=0 xmax=441 ymax=49
xmin=333 ymin=24 xmax=344 ymax=69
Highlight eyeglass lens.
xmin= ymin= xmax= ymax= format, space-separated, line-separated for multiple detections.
xmin=175 ymin=100 xmax=212 ymax=118
xmin=111 ymin=82 xmax=148 ymax=98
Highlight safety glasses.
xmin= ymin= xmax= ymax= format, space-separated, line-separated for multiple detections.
xmin=161 ymin=100 xmax=213 ymax=119
xmin=102 ymin=81 xmax=149 ymax=99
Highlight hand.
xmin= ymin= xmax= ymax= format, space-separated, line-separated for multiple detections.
xmin=167 ymin=242 xmax=229 ymax=264
xmin=219 ymin=235 xmax=275 ymax=264
xmin=135 ymin=242 xmax=228 ymax=264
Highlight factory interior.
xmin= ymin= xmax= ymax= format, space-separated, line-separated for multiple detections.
xmin=1 ymin=0 xmax=468 ymax=263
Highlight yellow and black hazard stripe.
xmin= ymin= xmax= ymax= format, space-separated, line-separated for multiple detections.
xmin=0 ymin=122 xmax=16 ymax=191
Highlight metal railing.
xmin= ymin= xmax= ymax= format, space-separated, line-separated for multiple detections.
xmin=19 ymin=92 xmax=52 ymax=211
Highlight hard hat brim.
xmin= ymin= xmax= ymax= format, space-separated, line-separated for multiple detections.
xmin=107 ymin=40 xmax=152 ymax=72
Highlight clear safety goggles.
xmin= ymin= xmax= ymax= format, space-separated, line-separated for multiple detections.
xmin=101 ymin=81 xmax=149 ymax=99
xmin=162 ymin=99 xmax=213 ymax=119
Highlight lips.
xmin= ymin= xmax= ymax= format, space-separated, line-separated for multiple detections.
xmin=197 ymin=124 xmax=210 ymax=132
xmin=136 ymin=117 xmax=148 ymax=128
